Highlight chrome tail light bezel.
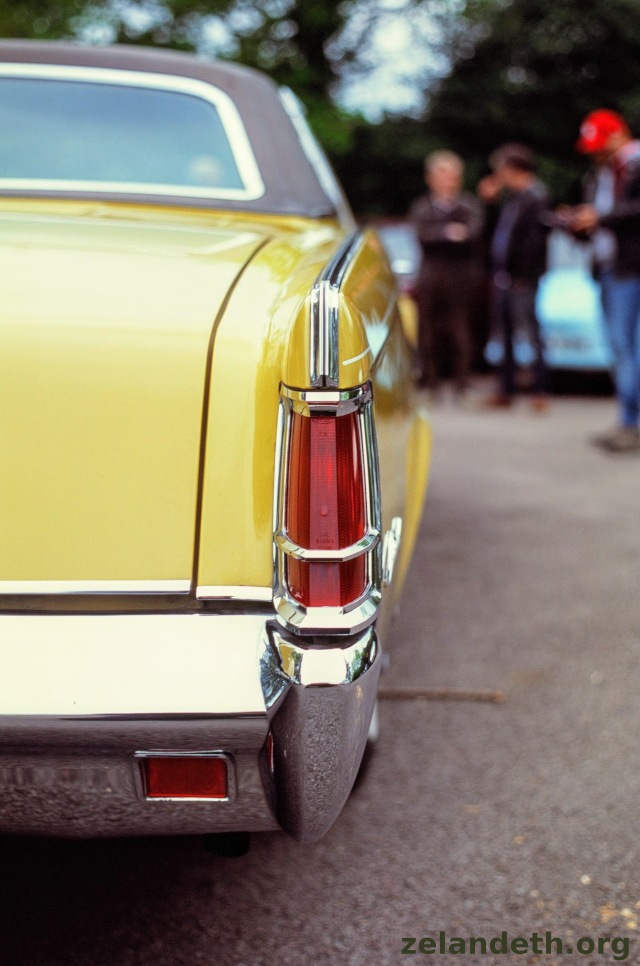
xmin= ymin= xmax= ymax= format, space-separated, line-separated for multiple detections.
xmin=273 ymin=382 xmax=382 ymax=636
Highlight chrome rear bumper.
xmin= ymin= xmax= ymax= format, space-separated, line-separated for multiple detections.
xmin=0 ymin=611 xmax=379 ymax=841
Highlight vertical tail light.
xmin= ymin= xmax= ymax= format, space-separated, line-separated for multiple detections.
xmin=286 ymin=409 xmax=366 ymax=607
xmin=274 ymin=383 xmax=381 ymax=635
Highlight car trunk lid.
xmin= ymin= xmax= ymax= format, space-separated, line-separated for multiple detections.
xmin=0 ymin=202 xmax=266 ymax=589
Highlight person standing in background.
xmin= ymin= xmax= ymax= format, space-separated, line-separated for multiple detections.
xmin=572 ymin=109 xmax=640 ymax=454
xmin=480 ymin=143 xmax=550 ymax=411
xmin=409 ymin=150 xmax=483 ymax=403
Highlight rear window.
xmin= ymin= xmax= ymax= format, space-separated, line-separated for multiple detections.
xmin=0 ymin=65 xmax=265 ymax=201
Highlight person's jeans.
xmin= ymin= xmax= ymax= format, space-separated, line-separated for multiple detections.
xmin=598 ymin=266 xmax=616 ymax=324
xmin=492 ymin=278 xmax=546 ymax=397
xmin=605 ymin=274 xmax=640 ymax=427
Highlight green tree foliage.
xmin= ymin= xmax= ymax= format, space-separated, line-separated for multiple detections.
xmin=209 ymin=0 xmax=360 ymax=155
xmin=0 ymin=1 xmax=90 ymax=38
xmin=0 ymin=1 xmax=236 ymax=45
xmin=334 ymin=114 xmax=436 ymax=217
xmin=425 ymin=0 xmax=640 ymax=201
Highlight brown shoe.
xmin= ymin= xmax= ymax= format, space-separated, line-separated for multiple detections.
xmin=483 ymin=394 xmax=513 ymax=409
xmin=530 ymin=395 xmax=550 ymax=414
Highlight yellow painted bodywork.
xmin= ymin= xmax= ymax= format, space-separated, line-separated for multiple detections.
xmin=1 ymin=198 xmax=430 ymax=604
xmin=1 ymin=199 xmax=266 ymax=581
xmin=398 ymin=292 xmax=418 ymax=348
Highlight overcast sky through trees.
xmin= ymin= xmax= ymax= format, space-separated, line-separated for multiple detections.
xmin=74 ymin=0 xmax=453 ymax=120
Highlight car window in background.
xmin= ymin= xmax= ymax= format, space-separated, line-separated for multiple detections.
xmin=0 ymin=68 xmax=264 ymax=200
xmin=487 ymin=229 xmax=613 ymax=372
xmin=538 ymin=230 xmax=603 ymax=334
xmin=376 ymin=223 xmax=421 ymax=291
xmin=545 ymin=228 xmax=594 ymax=272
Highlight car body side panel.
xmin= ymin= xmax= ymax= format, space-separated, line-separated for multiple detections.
xmin=195 ymin=220 xmax=346 ymax=592
xmin=338 ymin=231 xmax=432 ymax=610
xmin=195 ymin=226 xmax=432 ymax=597
xmin=373 ymin=316 xmax=432 ymax=632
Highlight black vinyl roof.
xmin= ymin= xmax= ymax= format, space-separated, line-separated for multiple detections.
xmin=0 ymin=40 xmax=346 ymax=219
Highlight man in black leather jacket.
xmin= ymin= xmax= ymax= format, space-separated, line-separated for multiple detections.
xmin=480 ymin=143 xmax=550 ymax=410
xmin=573 ymin=109 xmax=640 ymax=453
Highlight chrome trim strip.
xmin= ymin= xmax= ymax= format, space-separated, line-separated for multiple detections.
xmin=262 ymin=622 xmax=378 ymax=696
xmin=281 ymin=382 xmax=372 ymax=415
xmin=274 ymin=527 xmax=379 ymax=562
xmin=273 ymin=592 xmax=381 ymax=636
xmin=0 ymin=63 xmax=265 ymax=201
xmin=134 ymin=751 xmax=237 ymax=804
xmin=196 ymin=585 xmax=272 ymax=602
xmin=0 ymin=177 xmax=260 ymax=203
xmin=382 ymin=516 xmax=403 ymax=587
xmin=0 ymin=580 xmax=190 ymax=596
xmin=272 ymin=382 xmax=383 ymax=636
xmin=310 ymin=231 xmax=365 ymax=388
xmin=278 ymin=87 xmax=356 ymax=230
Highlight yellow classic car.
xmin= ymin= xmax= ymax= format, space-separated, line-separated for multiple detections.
xmin=0 ymin=40 xmax=431 ymax=842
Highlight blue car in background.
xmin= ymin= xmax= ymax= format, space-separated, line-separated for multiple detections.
xmin=486 ymin=231 xmax=613 ymax=375
xmin=378 ymin=222 xmax=613 ymax=383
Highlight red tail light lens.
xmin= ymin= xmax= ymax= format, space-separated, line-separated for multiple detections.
xmin=287 ymin=557 xmax=367 ymax=608
xmin=285 ymin=408 xmax=367 ymax=608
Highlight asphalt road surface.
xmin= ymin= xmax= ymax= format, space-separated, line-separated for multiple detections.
xmin=3 ymin=389 xmax=640 ymax=966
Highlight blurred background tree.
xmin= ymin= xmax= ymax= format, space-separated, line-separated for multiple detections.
xmin=0 ymin=1 xmax=89 ymax=40
xmin=425 ymin=0 xmax=640 ymax=204
xmin=4 ymin=0 xmax=640 ymax=213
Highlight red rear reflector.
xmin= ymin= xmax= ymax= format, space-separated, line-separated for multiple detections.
xmin=143 ymin=756 xmax=228 ymax=800
xmin=286 ymin=408 xmax=368 ymax=608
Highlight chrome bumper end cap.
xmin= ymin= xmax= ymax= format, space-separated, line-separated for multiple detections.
xmin=261 ymin=622 xmax=380 ymax=842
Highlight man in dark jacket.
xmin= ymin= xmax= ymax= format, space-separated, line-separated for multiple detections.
xmin=573 ymin=109 xmax=640 ymax=453
xmin=481 ymin=143 xmax=550 ymax=410
xmin=409 ymin=150 xmax=483 ymax=400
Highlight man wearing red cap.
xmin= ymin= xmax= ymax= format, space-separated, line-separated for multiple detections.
xmin=573 ymin=109 xmax=640 ymax=453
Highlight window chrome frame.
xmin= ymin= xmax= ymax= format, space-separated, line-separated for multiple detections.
xmin=0 ymin=62 xmax=265 ymax=202
xmin=278 ymin=86 xmax=355 ymax=231
xmin=273 ymin=383 xmax=382 ymax=636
